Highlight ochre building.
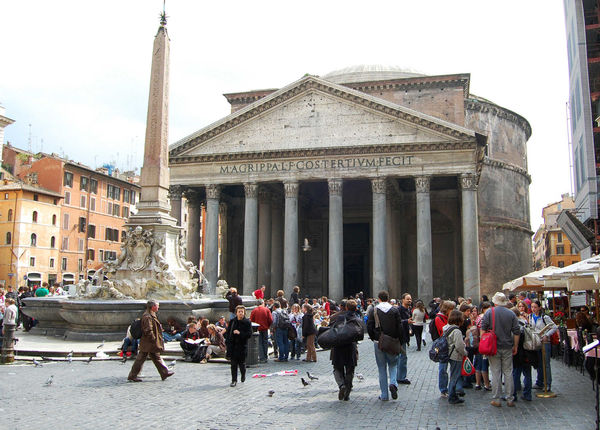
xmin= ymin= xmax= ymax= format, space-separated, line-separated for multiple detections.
xmin=168 ymin=66 xmax=532 ymax=303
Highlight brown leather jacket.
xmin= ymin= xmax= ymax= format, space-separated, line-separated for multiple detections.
xmin=139 ymin=311 xmax=165 ymax=353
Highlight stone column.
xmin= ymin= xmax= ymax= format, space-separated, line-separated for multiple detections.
xmin=415 ymin=176 xmax=433 ymax=305
xmin=270 ymin=194 xmax=284 ymax=297
xmin=168 ymin=185 xmax=184 ymax=226
xmin=328 ymin=179 xmax=344 ymax=301
xmin=204 ymin=184 xmax=221 ymax=292
xmin=243 ymin=183 xmax=258 ymax=295
xmin=219 ymin=202 xmax=228 ymax=281
xmin=371 ymin=178 xmax=387 ymax=294
xmin=283 ymin=181 xmax=299 ymax=299
xmin=460 ymin=173 xmax=481 ymax=302
xmin=258 ymin=188 xmax=272 ymax=290
xmin=184 ymin=189 xmax=201 ymax=268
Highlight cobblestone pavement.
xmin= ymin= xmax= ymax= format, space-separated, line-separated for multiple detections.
xmin=1 ymin=338 xmax=597 ymax=430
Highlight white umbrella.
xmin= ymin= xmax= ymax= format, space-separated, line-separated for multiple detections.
xmin=502 ymin=266 xmax=561 ymax=292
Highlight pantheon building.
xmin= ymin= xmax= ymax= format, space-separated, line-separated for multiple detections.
xmin=168 ymin=65 xmax=532 ymax=303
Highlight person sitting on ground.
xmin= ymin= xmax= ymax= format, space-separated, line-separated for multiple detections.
xmin=180 ymin=322 xmax=208 ymax=363
xmin=198 ymin=318 xmax=210 ymax=339
xmin=163 ymin=317 xmax=183 ymax=342
xmin=205 ymin=324 xmax=227 ymax=360
xmin=216 ymin=316 xmax=228 ymax=332
xmin=187 ymin=316 xmax=197 ymax=325
xmin=444 ymin=310 xmax=468 ymax=405
xmin=121 ymin=323 xmax=139 ymax=357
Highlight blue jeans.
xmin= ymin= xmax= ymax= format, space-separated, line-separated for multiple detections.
xmin=448 ymin=359 xmax=462 ymax=400
xmin=258 ymin=330 xmax=269 ymax=361
xmin=396 ymin=342 xmax=408 ymax=381
xmin=162 ymin=332 xmax=182 ymax=342
xmin=275 ymin=329 xmax=289 ymax=360
xmin=373 ymin=342 xmax=399 ymax=400
xmin=536 ymin=343 xmax=552 ymax=389
xmin=513 ymin=365 xmax=532 ymax=400
xmin=439 ymin=361 xmax=463 ymax=394
xmin=291 ymin=338 xmax=302 ymax=359
xmin=122 ymin=337 xmax=138 ymax=354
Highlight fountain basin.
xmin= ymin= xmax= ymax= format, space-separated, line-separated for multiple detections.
xmin=21 ymin=297 xmax=69 ymax=337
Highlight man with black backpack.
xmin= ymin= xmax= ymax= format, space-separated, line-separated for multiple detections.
xmin=272 ymin=302 xmax=290 ymax=362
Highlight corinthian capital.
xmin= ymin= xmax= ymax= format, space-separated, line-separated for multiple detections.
xmin=414 ymin=176 xmax=431 ymax=194
xmin=168 ymin=185 xmax=184 ymax=200
xmin=244 ymin=183 xmax=258 ymax=199
xmin=371 ymin=178 xmax=386 ymax=195
xmin=284 ymin=181 xmax=299 ymax=198
xmin=328 ymin=179 xmax=343 ymax=196
xmin=459 ymin=173 xmax=478 ymax=191
xmin=205 ymin=184 xmax=221 ymax=200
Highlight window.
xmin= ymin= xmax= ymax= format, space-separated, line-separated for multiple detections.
xmin=64 ymin=171 xmax=73 ymax=187
xmin=99 ymin=250 xmax=104 ymax=261
xmin=78 ymin=238 xmax=84 ymax=252
xmin=63 ymin=213 xmax=70 ymax=230
xmin=131 ymin=191 xmax=136 ymax=205
xmin=53 ymin=199 xmax=57 ymax=205
xmin=107 ymin=184 xmax=121 ymax=200
xmin=556 ymin=245 xmax=565 ymax=255
xmin=78 ymin=259 xmax=83 ymax=272
xmin=557 ymin=232 xmax=563 ymax=243
xmin=52 ymin=214 xmax=56 ymax=226
xmin=5 ymin=232 xmax=11 ymax=244
xmin=123 ymin=189 xmax=130 ymax=203
xmin=80 ymin=195 xmax=86 ymax=208
xmin=78 ymin=217 xmax=86 ymax=233
xmin=105 ymin=250 xmax=117 ymax=260
xmin=87 ymin=249 xmax=95 ymax=261
xmin=105 ymin=228 xmax=119 ymax=242
xmin=80 ymin=176 xmax=89 ymax=191
xmin=90 ymin=179 xmax=98 ymax=194
xmin=61 ymin=257 xmax=67 ymax=270
xmin=107 ymin=202 xmax=113 ymax=215
xmin=30 ymin=257 xmax=35 ymax=267
xmin=113 ymin=204 xmax=120 ymax=217
xmin=64 ymin=191 xmax=71 ymax=205
xmin=122 ymin=206 xmax=129 ymax=218
xmin=32 ymin=211 xmax=38 ymax=223
xmin=87 ymin=224 xmax=96 ymax=239
xmin=558 ymin=261 xmax=565 ymax=268
xmin=4 ymin=193 xmax=8 ymax=200
xmin=33 ymin=194 xmax=39 ymax=201
xmin=7 ymin=209 xmax=12 ymax=221
xmin=49 ymin=258 xmax=55 ymax=268
xmin=50 ymin=236 xmax=56 ymax=248
xmin=62 ymin=237 xmax=69 ymax=251
xmin=90 ymin=197 xmax=96 ymax=211
xmin=31 ymin=233 xmax=37 ymax=247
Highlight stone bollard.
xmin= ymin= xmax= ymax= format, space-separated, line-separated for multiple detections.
xmin=1 ymin=323 xmax=16 ymax=364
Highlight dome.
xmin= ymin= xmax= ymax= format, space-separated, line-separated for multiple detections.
xmin=322 ymin=65 xmax=425 ymax=84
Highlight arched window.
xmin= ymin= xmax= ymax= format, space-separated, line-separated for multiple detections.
xmin=31 ymin=233 xmax=37 ymax=247
xmin=50 ymin=236 xmax=56 ymax=248
xmin=32 ymin=211 xmax=38 ymax=223
xmin=7 ymin=209 xmax=12 ymax=221
xmin=6 ymin=232 xmax=11 ymax=245
xmin=52 ymin=214 xmax=57 ymax=226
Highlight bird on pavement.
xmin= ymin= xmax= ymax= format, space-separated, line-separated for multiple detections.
xmin=66 ymin=350 xmax=73 ymax=359
xmin=84 ymin=356 xmax=93 ymax=364
xmin=33 ymin=359 xmax=43 ymax=367
xmin=307 ymin=371 xmax=318 ymax=381
xmin=67 ymin=356 xmax=72 ymax=364
xmin=45 ymin=375 xmax=54 ymax=386
xmin=96 ymin=340 xmax=105 ymax=349
xmin=267 ymin=390 xmax=275 ymax=397
xmin=356 ymin=373 xmax=364 ymax=382
xmin=301 ymin=377 xmax=310 ymax=387
xmin=168 ymin=360 xmax=176 ymax=369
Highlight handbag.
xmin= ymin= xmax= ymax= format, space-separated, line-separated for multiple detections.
xmin=288 ymin=326 xmax=297 ymax=340
xmin=479 ymin=308 xmax=498 ymax=356
xmin=316 ymin=315 xmax=363 ymax=348
xmin=461 ymin=356 xmax=475 ymax=376
xmin=374 ymin=308 xmax=404 ymax=355
xmin=523 ymin=324 xmax=542 ymax=351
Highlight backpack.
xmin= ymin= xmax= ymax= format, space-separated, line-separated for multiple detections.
xmin=429 ymin=326 xmax=457 ymax=363
xmin=429 ymin=317 xmax=441 ymax=341
xmin=130 ymin=318 xmax=142 ymax=340
xmin=276 ymin=310 xmax=291 ymax=330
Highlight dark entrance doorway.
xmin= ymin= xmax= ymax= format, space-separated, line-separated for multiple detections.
xmin=343 ymin=223 xmax=370 ymax=298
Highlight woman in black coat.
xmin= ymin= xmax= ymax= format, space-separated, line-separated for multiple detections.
xmin=226 ymin=305 xmax=253 ymax=387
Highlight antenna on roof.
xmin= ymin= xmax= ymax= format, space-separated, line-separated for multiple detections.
xmin=27 ymin=124 xmax=32 ymax=153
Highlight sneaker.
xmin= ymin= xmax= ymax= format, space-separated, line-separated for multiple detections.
xmin=118 ymin=351 xmax=123 ymax=357
xmin=520 ymin=395 xmax=532 ymax=402
xmin=389 ymin=384 xmax=398 ymax=400
xmin=490 ymin=400 xmax=502 ymax=407
xmin=457 ymin=392 xmax=466 ymax=397
xmin=448 ymin=398 xmax=465 ymax=405
xmin=474 ymin=385 xmax=482 ymax=390
xmin=484 ymin=385 xmax=492 ymax=391
xmin=398 ymin=379 xmax=411 ymax=385
xmin=378 ymin=396 xmax=389 ymax=401
xmin=344 ymin=387 xmax=351 ymax=401
xmin=534 ymin=384 xmax=544 ymax=390
xmin=440 ymin=392 xmax=449 ymax=398
xmin=338 ymin=385 xmax=346 ymax=401
xmin=126 ymin=352 xmax=132 ymax=357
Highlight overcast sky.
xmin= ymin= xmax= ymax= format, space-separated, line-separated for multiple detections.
xmin=0 ymin=0 xmax=571 ymax=229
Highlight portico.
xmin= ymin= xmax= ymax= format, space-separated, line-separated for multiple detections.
xmin=169 ymin=75 xmax=486 ymax=303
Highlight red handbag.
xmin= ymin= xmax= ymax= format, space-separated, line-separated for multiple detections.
xmin=479 ymin=308 xmax=498 ymax=356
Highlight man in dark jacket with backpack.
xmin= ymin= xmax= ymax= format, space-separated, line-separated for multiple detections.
xmin=272 ymin=302 xmax=290 ymax=362
xmin=367 ymin=291 xmax=404 ymax=401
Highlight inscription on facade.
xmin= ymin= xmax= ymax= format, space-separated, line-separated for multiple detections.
xmin=219 ymin=155 xmax=415 ymax=174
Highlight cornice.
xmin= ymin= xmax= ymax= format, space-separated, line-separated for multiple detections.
xmin=0 ymin=115 xmax=15 ymax=128
xmin=465 ymin=98 xmax=532 ymax=140
xmin=170 ymin=141 xmax=477 ymax=165
xmin=480 ymin=219 xmax=533 ymax=236
xmin=170 ymin=76 xmax=477 ymax=158
xmin=344 ymin=74 xmax=471 ymax=98
xmin=482 ymin=157 xmax=531 ymax=184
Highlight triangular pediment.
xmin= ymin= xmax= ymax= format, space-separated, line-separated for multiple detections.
xmin=169 ymin=76 xmax=477 ymax=159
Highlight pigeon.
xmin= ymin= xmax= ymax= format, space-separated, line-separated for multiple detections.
xmin=267 ymin=390 xmax=275 ymax=397
xmin=307 ymin=371 xmax=318 ymax=381
xmin=67 ymin=356 xmax=72 ymax=364
xmin=33 ymin=359 xmax=43 ymax=367
xmin=66 ymin=350 xmax=73 ymax=359
xmin=301 ymin=377 xmax=310 ymax=387
xmin=168 ymin=360 xmax=176 ymax=369
xmin=63 ymin=333 xmax=68 ymax=340
xmin=84 ymin=356 xmax=93 ymax=364
xmin=356 ymin=373 xmax=364 ymax=382
xmin=45 ymin=375 xmax=54 ymax=386
xmin=41 ymin=356 xmax=51 ymax=361
xmin=96 ymin=340 xmax=105 ymax=349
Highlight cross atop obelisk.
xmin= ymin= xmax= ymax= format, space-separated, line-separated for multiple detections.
xmin=130 ymin=9 xmax=175 ymax=226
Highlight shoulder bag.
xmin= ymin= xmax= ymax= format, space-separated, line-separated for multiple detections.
xmin=374 ymin=308 xmax=404 ymax=355
xmin=478 ymin=308 xmax=497 ymax=356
